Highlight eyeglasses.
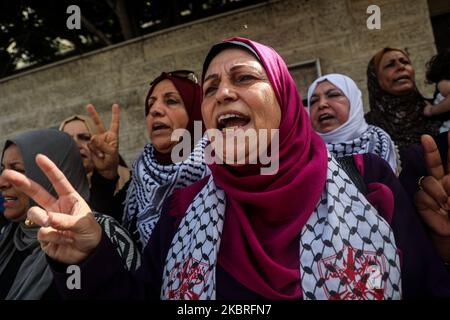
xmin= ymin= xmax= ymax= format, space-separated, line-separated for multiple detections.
xmin=150 ymin=69 xmax=199 ymax=86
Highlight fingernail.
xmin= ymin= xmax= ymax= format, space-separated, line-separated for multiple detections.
xmin=439 ymin=208 xmax=448 ymax=216
xmin=64 ymin=238 xmax=74 ymax=244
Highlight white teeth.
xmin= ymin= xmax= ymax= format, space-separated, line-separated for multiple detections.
xmin=4 ymin=197 xmax=16 ymax=201
xmin=218 ymin=114 xmax=244 ymax=122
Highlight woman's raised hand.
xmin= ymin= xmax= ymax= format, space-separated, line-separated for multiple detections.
xmin=86 ymin=104 xmax=120 ymax=180
xmin=2 ymin=154 xmax=102 ymax=264
xmin=414 ymin=132 xmax=450 ymax=236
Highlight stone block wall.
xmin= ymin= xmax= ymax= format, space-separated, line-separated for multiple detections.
xmin=0 ymin=0 xmax=437 ymax=165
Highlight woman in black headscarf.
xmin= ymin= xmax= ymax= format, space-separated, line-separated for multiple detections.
xmin=0 ymin=129 xmax=140 ymax=299
xmin=365 ymin=47 xmax=442 ymax=157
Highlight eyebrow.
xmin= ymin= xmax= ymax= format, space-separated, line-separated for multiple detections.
xmin=2 ymin=161 xmax=24 ymax=168
xmin=148 ymin=91 xmax=180 ymax=100
xmin=384 ymin=57 xmax=410 ymax=65
xmin=311 ymin=88 xmax=341 ymax=98
xmin=203 ymin=73 xmax=219 ymax=84
xmin=203 ymin=64 xmax=261 ymax=84
xmin=230 ymin=64 xmax=260 ymax=73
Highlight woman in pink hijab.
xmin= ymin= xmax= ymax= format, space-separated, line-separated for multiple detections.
xmin=4 ymin=38 xmax=450 ymax=300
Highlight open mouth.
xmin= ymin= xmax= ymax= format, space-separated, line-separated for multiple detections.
xmin=2 ymin=195 xmax=18 ymax=206
xmin=152 ymin=122 xmax=171 ymax=133
xmin=394 ymin=75 xmax=411 ymax=82
xmin=217 ymin=112 xmax=251 ymax=132
xmin=319 ymin=113 xmax=334 ymax=123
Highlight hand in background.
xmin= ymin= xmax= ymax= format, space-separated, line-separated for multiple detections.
xmin=86 ymin=104 xmax=120 ymax=180
xmin=414 ymin=132 xmax=450 ymax=237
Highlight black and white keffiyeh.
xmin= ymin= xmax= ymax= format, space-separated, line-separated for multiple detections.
xmin=94 ymin=213 xmax=141 ymax=271
xmin=160 ymin=154 xmax=402 ymax=300
xmin=326 ymin=125 xmax=398 ymax=173
xmin=124 ymin=137 xmax=209 ymax=248
xmin=298 ymin=155 xmax=401 ymax=300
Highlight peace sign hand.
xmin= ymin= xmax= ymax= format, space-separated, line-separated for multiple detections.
xmin=2 ymin=154 xmax=102 ymax=264
xmin=87 ymin=104 xmax=120 ymax=180
xmin=414 ymin=132 xmax=450 ymax=237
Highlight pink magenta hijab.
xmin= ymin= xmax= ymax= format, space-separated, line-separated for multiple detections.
xmin=202 ymin=38 xmax=328 ymax=299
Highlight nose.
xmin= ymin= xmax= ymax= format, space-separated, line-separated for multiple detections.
xmin=149 ymin=100 xmax=166 ymax=118
xmin=0 ymin=172 xmax=11 ymax=191
xmin=73 ymin=138 xmax=82 ymax=148
xmin=68 ymin=134 xmax=83 ymax=149
xmin=215 ymin=81 xmax=237 ymax=105
xmin=317 ymin=95 xmax=330 ymax=110
xmin=72 ymin=139 xmax=86 ymax=153
xmin=396 ymin=61 xmax=406 ymax=71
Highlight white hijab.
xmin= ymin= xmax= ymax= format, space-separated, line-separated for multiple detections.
xmin=307 ymin=74 xmax=369 ymax=143
xmin=307 ymin=74 xmax=398 ymax=173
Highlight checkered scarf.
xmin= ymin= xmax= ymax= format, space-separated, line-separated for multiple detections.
xmin=161 ymin=154 xmax=402 ymax=300
xmin=326 ymin=125 xmax=398 ymax=173
xmin=124 ymin=137 xmax=209 ymax=248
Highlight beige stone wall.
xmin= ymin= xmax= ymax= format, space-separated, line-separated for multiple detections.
xmin=0 ymin=0 xmax=437 ymax=165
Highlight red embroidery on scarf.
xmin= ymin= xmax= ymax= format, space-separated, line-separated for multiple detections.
xmin=167 ymin=257 xmax=210 ymax=300
xmin=318 ymin=245 xmax=386 ymax=300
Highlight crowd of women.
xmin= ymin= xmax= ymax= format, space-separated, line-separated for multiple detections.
xmin=1 ymin=37 xmax=450 ymax=300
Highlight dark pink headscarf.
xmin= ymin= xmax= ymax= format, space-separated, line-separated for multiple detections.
xmin=145 ymin=72 xmax=204 ymax=153
xmin=202 ymin=38 xmax=328 ymax=299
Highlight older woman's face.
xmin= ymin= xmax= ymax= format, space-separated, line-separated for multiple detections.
xmin=377 ymin=50 xmax=415 ymax=95
xmin=62 ymin=120 xmax=94 ymax=173
xmin=202 ymin=48 xmax=281 ymax=164
xmin=146 ymin=79 xmax=189 ymax=154
xmin=0 ymin=144 xmax=29 ymax=222
xmin=309 ymin=80 xmax=350 ymax=133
